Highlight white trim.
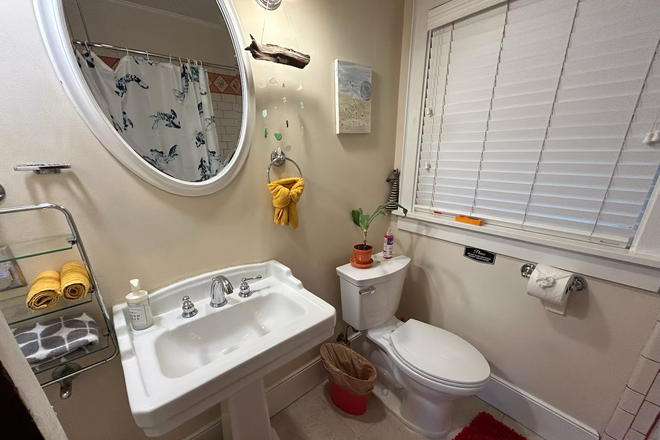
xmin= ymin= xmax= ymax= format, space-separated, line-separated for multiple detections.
xmin=187 ymin=351 xmax=600 ymax=440
xmin=478 ymin=375 xmax=599 ymax=440
xmin=400 ymin=0 xmax=433 ymax=214
xmin=397 ymin=215 xmax=660 ymax=292
xmin=265 ymin=355 xmax=329 ymax=417
xmin=428 ymin=0 xmax=506 ymax=29
xmin=108 ymin=0 xmax=226 ymax=31
xmin=33 ymin=0 xmax=255 ymax=197
xmin=186 ymin=356 xmax=327 ymax=440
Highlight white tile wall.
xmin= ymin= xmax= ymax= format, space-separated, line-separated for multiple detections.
xmin=623 ymin=429 xmax=645 ymax=440
xmin=606 ymin=408 xmax=635 ymax=440
xmin=619 ymin=387 xmax=646 ymax=415
xmin=210 ymin=92 xmax=242 ymax=160
xmin=648 ymin=375 xmax=660 ymax=406
xmin=605 ymin=315 xmax=660 ymax=440
xmin=642 ymin=322 xmax=660 ymax=362
xmin=632 ymin=402 xmax=660 ymax=435
xmin=628 ymin=357 xmax=660 ymax=395
xmin=650 ymin=423 xmax=659 ymax=440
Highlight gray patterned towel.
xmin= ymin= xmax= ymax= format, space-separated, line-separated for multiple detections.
xmin=13 ymin=312 xmax=99 ymax=367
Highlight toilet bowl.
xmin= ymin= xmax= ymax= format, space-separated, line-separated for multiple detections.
xmin=337 ymin=253 xmax=490 ymax=438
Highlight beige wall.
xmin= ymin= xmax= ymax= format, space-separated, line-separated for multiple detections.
xmin=392 ymin=0 xmax=660 ymax=434
xmin=0 ymin=1 xmax=404 ymax=439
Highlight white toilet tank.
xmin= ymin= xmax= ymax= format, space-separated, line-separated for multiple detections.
xmin=336 ymin=253 xmax=411 ymax=330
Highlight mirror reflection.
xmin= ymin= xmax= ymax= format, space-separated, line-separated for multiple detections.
xmin=63 ymin=0 xmax=244 ymax=182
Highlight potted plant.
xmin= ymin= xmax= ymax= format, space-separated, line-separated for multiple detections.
xmin=351 ymin=203 xmax=408 ymax=267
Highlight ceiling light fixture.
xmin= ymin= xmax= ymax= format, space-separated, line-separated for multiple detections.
xmin=255 ymin=0 xmax=282 ymax=11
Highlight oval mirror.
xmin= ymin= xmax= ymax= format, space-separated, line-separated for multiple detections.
xmin=34 ymin=0 xmax=255 ymax=196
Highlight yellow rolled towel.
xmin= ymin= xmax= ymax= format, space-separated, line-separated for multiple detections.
xmin=61 ymin=261 xmax=91 ymax=301
xmin=27 ymin=270 xmax=61 ymax=310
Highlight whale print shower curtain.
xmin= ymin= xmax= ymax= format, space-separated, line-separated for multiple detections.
xmin=76 ymin=49 xmax=224 ymax=182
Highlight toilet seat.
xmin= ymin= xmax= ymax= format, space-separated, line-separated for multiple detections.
xmin=389 ymin=319 xmax=490 ymax=390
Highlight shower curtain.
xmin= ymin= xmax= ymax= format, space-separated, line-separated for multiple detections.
xmin=76 ymin=49 xmax=224 ymax=182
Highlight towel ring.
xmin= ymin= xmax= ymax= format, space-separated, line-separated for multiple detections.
xmin=267 ymin=149 xmax=303 ymax=183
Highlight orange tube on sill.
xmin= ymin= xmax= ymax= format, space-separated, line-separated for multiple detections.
xmin=455 ymin=215 xmax=483 ymax=226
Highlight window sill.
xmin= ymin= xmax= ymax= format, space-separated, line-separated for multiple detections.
xmin=395 ymin=211 xmax=660 ymax=292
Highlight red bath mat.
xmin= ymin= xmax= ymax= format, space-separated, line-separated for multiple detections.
xmin=453 ymin=412 xmax=529 ymax=440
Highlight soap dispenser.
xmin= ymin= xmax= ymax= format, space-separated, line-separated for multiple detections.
xmin=125 ymin=279 xmax=154 ymax=331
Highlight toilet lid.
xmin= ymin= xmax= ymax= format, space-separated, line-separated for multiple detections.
xmin=390 ymin=319 xmax=490 ymax=386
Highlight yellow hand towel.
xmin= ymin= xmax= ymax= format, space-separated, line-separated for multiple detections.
xmin=27 ymin=270 xmax=61 ymax=310
xmin=268 ymin=177 xmax=305 ymax=229
xmin=61 ymin=261 xmax=91 ymax=301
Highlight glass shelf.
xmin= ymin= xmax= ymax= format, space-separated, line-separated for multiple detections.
xmin=33 ymin=333 xmax=111 ymax=380
xmin=2 ymin=289 xmax=93 ymax=326
xmin=0 ymin=234 xmax=74 ymax=263
xmin=0 ymin=203 xmax=118 ymax=389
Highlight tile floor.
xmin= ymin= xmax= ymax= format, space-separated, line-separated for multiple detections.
xmin=271 ymin=380 xmax=547 ymax=440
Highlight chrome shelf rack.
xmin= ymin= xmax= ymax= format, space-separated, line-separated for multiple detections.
xmin=0 ymin=203 xmax=118 ymax=393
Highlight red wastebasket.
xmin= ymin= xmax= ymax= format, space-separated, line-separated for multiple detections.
xmin=320 ymin=343 xmax=377 ymax=416
xmin=330 ymin=380 xmax=369 ymax=415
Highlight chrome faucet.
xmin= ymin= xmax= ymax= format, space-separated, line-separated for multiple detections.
xmin=210 ymin=275 xmax=233 ymax=308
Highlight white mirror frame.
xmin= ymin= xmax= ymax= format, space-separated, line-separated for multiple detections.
xmin=33 ymin=0 xmax=255 ymax=197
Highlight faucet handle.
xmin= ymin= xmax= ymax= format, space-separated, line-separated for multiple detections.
xmin=239 ymin=275 xmax=262 ymax=298
xmin=181 ymin=296 xmax=198 ymax=318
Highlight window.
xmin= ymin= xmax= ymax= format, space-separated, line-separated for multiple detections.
xmin=407 ymin=0 xmax=660 ymax=249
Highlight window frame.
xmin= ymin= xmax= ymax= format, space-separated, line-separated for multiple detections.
xmin=397 ymin=0 xmax=660 ymax=292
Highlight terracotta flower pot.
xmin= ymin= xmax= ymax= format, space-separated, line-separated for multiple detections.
xmin=353 ymin=243 xmax=373 ymax=265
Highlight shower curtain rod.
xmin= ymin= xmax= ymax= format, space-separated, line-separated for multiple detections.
xmin=71 ymin=39 xmax=238 ymax=71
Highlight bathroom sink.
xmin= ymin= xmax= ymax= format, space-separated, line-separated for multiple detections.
xmin=153 ymin=291 xmax=306 ymax=378
xmin=113 ymin=261 xmax=336 ymax=437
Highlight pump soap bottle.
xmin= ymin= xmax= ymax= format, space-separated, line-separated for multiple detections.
xmin=126 ymin=279 xmax=154 ymax=331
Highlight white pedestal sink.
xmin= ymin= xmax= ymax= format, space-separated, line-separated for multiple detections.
xmin=112 ymin=261 xmax=336 ymax=438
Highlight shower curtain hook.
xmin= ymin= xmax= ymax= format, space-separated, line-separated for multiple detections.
xmin=125 ymin=46 xmax=129 ymax=57
xmin=84 ymin=41 xmax=90 ymax=53
xmin=178 ymin=56 xmax=182 ymax=66
xmin=146 ymin=51 xmax=150 ymax=61
xmin=169 ymin=55 xmax=172 ymax=65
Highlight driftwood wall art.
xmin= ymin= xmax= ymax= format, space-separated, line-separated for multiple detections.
xmin=245 ymin=34 xmax=311 ymax=69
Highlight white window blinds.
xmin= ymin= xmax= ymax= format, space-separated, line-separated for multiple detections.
xmin=416 ymin=0 xmax=660 ymax=247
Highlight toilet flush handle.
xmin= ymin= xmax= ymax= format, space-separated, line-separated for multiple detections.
xmin=359 ymin=286 xmax=376 ymax=295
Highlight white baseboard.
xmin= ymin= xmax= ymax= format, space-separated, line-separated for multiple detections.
xmin=188 ymin=353 xmax=600 ymax=440
xmin=478 ymin=375 xmax=600 ymax=440
xmin=187 ymin=356 xmax=327 ymax=440
xmin=265 ymin=356 xmax=328 ymax=417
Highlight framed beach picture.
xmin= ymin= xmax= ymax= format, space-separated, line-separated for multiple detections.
xmin=334 ymin=60 xmax=372 ymax=134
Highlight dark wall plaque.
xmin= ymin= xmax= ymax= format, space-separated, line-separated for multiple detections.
xmin=463 ymin=247 xmax=496 ymax=264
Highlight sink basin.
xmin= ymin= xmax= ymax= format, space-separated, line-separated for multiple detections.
xmin=113 ymin=261 xmax=336 ymax=437
xmin=154 ymin=291 xmax=306 ymax=378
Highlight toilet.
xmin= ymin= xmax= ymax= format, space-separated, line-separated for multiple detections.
xmin=336 ymin=253 xmax=490 ymax=438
